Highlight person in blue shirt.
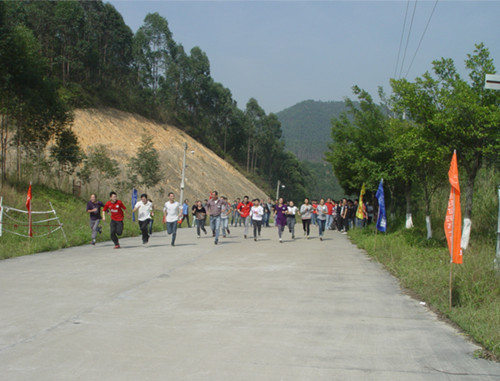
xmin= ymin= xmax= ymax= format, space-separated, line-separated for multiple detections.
xmin=181 ymin=199 xmax=191 ymax=228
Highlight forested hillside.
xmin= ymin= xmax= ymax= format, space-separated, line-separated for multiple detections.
xmin=0 ymin=0 xmax=308 ymax=202
xmin=276 ymin=100 xmax=351 ymax=162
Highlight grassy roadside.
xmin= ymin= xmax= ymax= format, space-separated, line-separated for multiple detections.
xmin=349 ymin=225 xmax=500 ymax=361
xmin=0 ymin=182 xmax=165 ymax=259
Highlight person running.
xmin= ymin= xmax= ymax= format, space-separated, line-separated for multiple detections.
xmin=86 ymin=194 xmax=104 ymax=245
xmin=192 ymin=200 xmax=207 ymax=238
xmin=237 ymin=196 xmax=253 ymax=239
xmin=300 ymin=197 xmax=313 ymax=239
xmin=163 ymin=192 xmax=182 ymax=246
xmin=250 ymin=198 xmax=264 ymax=241
xmin=148 ymin=198 xmax=155 ymax=235
xmin=274 ymin=197 xmax=288 ymax=243
xmin=132 ymin=193 xmax=154 ymax=245
xmin=286 ymin=200 xmax=299 ymax=239
xmin=206 ymin=190 xmax=227 ymax=245
xmin=220 ymin=196 xmax=232 ymax=238
xmin=181 ymin=199 xmax=191 ymax=228
xmin=102 ymin=191 xmax=127 ymax=249
xmin=311 ymin=199 xmax=318 ymax=226
xmin=231 ymin=199 xmax=238 ymax=227
xmin=316 ymin=198 xmax=328 ymax=241
xmin=325 ymin=198 xmax=334 ymax=230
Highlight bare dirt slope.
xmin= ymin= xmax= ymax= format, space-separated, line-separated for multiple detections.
xmin=73 ymin=108 xmax=266 ymax=203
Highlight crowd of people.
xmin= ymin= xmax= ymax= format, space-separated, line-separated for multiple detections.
xmin=86 ymin=191 xmax=374 ymax=249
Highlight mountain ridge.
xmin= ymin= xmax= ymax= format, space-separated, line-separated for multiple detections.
xmin=276 ymin=99 xmax=350 ymax=162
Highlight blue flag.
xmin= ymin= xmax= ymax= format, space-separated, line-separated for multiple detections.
xmin=375 ymin=179 xmax=387 ymax=233
xmin=132 ymin=189 xmax=138 ymax=222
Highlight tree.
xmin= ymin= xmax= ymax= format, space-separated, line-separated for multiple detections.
xmin=391 ymin=44 xmax=500 ymax=245
xmin=326 ymin=87 xmax=393 ymax=194
xmin=133 ymin=12 xmax=177 ymax=113
xmin=79 ymin=144 xmax=120 ymax=195
xmin=245 ymin=98 xmax=265 ymax=173
xmin=50 ymin=127 xmax=84 ymax=186
xmin=0 ymin=19 xmax=71 ymax=182
xmin=128 ymin=134 xmax=162 ymax=192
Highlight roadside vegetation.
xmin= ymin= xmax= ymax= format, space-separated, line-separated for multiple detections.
xmin=348 ymin=167 xmax=500 ymax=361
xmin=0 ymin=181 xmax=164 ymax=260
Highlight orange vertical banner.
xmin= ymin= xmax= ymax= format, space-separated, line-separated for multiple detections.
xmin=26 ymin=182 xmax=32 ymax=237
xmin=444 ymin=151 xmax=462 ymax=264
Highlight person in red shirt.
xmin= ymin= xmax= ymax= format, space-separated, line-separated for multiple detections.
xmin=102 ymin=191 xmax=127 ymax=249
xmin=237 ymin=195 xmax=253 ymax=239
xmin=326 ymin=198 xmax=334 ymax=230
xmin=311 ymin=200 xmax=318 ymax=226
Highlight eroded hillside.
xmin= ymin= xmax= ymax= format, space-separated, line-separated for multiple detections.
xmin=72 ymin=108 xmax=267 ymax=203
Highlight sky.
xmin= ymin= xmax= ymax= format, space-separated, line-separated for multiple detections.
xmin=108 ymin=0 xmax=500 ymax=114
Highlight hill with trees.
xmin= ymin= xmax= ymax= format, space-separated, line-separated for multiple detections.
xmin=276 ymin=100 xmax=351 ymax=162
xmin=0 ymin=0 xmax=308 ymax=202
xmin=275 ymin=100 xmax=351 ymax=199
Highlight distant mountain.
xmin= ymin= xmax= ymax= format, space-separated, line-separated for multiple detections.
xmin=276 ymin=100 xmax=350 ymax=162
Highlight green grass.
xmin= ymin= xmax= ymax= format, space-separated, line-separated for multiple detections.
xmin=0 ymin=182 xmax=163 ymax=259
xmin=349 ymin=225 xmax=500 ymax=360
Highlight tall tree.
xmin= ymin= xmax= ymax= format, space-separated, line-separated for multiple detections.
xmin=133 ymin=12 xmax=176 ymax=110
xmin=50 ymin=127 xmax=84 ymax=186
xmin=79 ymin=144 xmax=120 ymax=195
xmin=0 ymin=21 xmax=71 ymax=181
xmin=128 ymin=134 xmax=162 ymax=192
xmin=245 ymin=98 xmax=265 ymax=173
xmin=391 ymin=44 xmax=500 ymax=244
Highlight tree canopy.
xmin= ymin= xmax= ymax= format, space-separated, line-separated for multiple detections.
xmin=1 ymin=0 xmax=309 ymax=200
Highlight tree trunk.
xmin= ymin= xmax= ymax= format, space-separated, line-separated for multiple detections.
xmin=0 ymin=113 xmax=7 ymax=184
xmin=461 ymin=155 xmax=481 ymax=249
xmin=251 ymin=145 xmax=257 ymax=173
xmin=423 ymin=183 xmax=432 ymax=239
xmin=246 ymin=136 xmax=251 ymax=172
xmin=388 ymin=184 xmax=396 ymax=221
xmin=16 ymin=110 xmax=22 ymax=182
xmin=405 ymin=181 xmax=413 ymax=228
xmin=464 ymin=156 xmax=480 ymax=220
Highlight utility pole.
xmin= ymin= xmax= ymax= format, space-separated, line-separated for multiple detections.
xmin=180 ymin=143 xmax=187 ymax=205
xmin=485 ymin=74 xmax=500 ymax=272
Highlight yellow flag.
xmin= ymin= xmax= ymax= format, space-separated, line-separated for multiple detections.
xmin=356 ymin=183 xmax=365 ymax=220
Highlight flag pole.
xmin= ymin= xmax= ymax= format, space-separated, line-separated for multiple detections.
xmin=449 ymin=172 xmax=456 ymax=310
xmin=449 ymin=261 xmax=453 ymax=309
xmin=27 ymin=182 xmax=32 ymax=240
xmin=374 ymin=207 xmax=380 ymax=250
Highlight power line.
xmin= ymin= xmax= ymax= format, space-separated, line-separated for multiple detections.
xmin=394 ymin=0 xmax=410 ymax=79
xmin=405 ymin=0 xmax=439 ymax=78
xmin=398 ymin=0 xmax=419 ymax=79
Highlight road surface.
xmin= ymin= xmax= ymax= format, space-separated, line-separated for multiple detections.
xmin=1 ymin=225 xmax=499 ymax=380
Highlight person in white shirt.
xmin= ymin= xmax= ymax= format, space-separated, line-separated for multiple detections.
xmin=316 ymin=198 xmax=328 ymax=241
xmin=286 ymin=200 xmax=299 ymax=239
xmin=300 ymin=198 xmax=313 ymax=239
xmin=132 ymin=193 xmax=154 ymax=245
xmin=220 ymin=196 xmax=232 ymax=238
xmin=163 ymin=192 xmax=182 ymax=246
xmin=250 ymin=199 xmax=264 ymax=241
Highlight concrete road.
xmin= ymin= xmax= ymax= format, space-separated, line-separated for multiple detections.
xmin=1 ymin=225 xmax=499 ymax=380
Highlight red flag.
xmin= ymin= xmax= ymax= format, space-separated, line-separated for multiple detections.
xmin=26 ymin=183 xmax=33 ymax=237
xmin=26 ymin=183 xmax=32 ymax=210
xmin=444 ymin=151 xmax=462 ymax=264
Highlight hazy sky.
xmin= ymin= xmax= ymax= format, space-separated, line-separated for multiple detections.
xmin=109 ymin=0 xmax=500 ymax=114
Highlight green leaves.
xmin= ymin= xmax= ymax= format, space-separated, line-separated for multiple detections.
xmin=127 ymin=134 xmax=162 ymax=192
